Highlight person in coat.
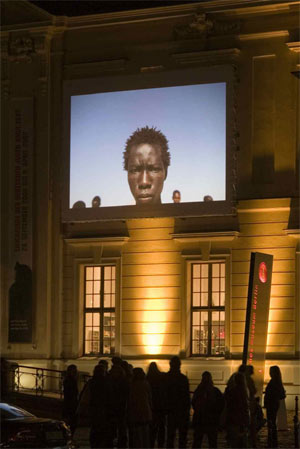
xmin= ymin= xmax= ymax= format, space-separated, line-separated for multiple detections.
xmin=165 ymin=356 xmax=190 ymax=449
xmin=192 ymin=371 xmax=224 ymax=449
xmin=127 ymin=367 xmax=152 ymax=449
xmin=264 ymin=365 xmax=286 ymax=448
xmin=62 ymin=364 xmax=78 ymax=437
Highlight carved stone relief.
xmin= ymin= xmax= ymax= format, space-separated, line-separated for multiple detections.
xmin=173 ymin=13 xmax=240 ymax=41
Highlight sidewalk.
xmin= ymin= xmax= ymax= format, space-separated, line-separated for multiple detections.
xmin=73 ymin=410 xmax=297 ymax=448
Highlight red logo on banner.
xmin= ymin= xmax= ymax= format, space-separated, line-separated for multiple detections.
xmin=259 ymin=262 xmax=267 ymax=283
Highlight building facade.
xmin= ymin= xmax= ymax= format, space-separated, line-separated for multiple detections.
xmin=1 ymin=0 xmax=299 ymax=408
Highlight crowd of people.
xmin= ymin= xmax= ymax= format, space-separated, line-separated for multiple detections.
xmin=62 ymin=356 xmax=285 ymax=449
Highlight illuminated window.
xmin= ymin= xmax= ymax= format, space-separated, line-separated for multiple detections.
xmin=84 ymin=265 xmax=116 ymax=355
xmin=191 ymin=262 xmax=225 ymax=356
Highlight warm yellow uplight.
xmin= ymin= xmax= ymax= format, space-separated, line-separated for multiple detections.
xmin=141 ymin=310 xmax=167 ymax=355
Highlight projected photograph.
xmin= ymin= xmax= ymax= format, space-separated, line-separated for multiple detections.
xmin=70 ymin=83 xmax=226 ymax=209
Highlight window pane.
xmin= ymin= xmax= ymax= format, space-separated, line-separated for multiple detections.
xmin=85 ymin=313 xmax=93 ymax=326
xmin=93 ymin=313 xmax=100 ymax=326
xmin=201 ymin=278 xmax=208 ymax=292
xmin=85 ymin=295 xmax=93 ymax=308
xmin=212 ymin=292 xmax=219 ymax=306
xmin=94 ymin=280 xmax=101 ymax=293
xmin=193 ymin=311 xmax=200 ymax=325
xmin=93 ymin=294 xmax=100 ymax=308
xmin=212 ymin=263 xmax=219 ymax=277
xmin=104 ymin=294 xmax=111 ymax=308
xmin=221 ymin=277 xmax=225 ymax=292
xmin=86 ymin=267 xmax=93 ymax=280
xmin=192 ymin=311 xmax=208 ymax=355
xmin=111 ymin=266 xmax=116 ymax=280
xmin=104 ymin=266 xmax=112 ymax=279
xmin=193 ymin=278 xmax=200 ymax=292
xmin=193 ymin=264 xmax=200 ymax=278
xmin=104 ymin=280 xmax=111 ymax=294
xmin=86 ymin=281 xmax=93 ymax=294
xmin=201 ymin=292 xmax=208 ymax=306
xmin=220 ymin=292 xmax=225 ymax=306
xmin=212 ymin=277 xmax=219 ymax=292
xmin=94 ymin=266 xmax=101 ymax=280
xmin=201 ymin=264 xmax=208 ymax=278
xmin=192 ymin=293 xmax=200 ymax=307
xmin=221 ymin=263 xmax=225 ymax=277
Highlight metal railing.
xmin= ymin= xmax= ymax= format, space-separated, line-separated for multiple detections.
xmin=4 ymin=364 xmax=91 ymax=399
xmin=9 ymin=364 xmax=65 ymax=398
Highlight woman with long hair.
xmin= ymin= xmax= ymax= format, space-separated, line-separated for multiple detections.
xmin=225 ymin=371 xmax=250 ymax=448
xmin=192 ymin=371 xmax=224 ymax=449
xmin=264 ymin=365 xmax=286 ymax=448
xmin=146 ymin=362 xmax=167 ymax=448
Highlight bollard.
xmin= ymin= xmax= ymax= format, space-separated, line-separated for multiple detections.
xmin=294 ymin=396 xmax=299 ymax=448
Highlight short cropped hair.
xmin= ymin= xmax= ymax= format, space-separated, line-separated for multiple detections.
xmin=123 ymin=126 xmax=170 ymax=171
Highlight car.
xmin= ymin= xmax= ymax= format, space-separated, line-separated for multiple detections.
xmin=0 ymin=403 xmax=73 ymax=448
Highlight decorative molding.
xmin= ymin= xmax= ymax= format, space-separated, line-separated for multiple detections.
xmin=63 ymin=59 xmax=127 ymax=79
xmin=172 ymin=48 xmax=241 ymax=66
xmin=140 ymin=65 xmax=165 ymax=73
xmin=173 ymin=14 xmax=213 ymax=40
xmin=173 ymin=14 xmax=241 ymax=41
xmin=171 ymin=231 xmax=239 ymax=243
xmin=65 ymin=237 xmax=129 ymax=247
xmin=212 ymin=19 xmax=241 ymax=35
xmin=239 ymin=30 xmax=289 ymax=41
xmin=284 ymin=229 xmax=300 ymax=240
xmin=9 ymin=36 xmax=35 ymax=63
xmin=286 ymin=42 xmax=300 ymax=53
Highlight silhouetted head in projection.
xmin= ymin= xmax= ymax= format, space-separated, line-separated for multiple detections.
xmin=172 ymin=190 xmax=181 ymax=203
xmin=123 ymin=126 xmax=170 ymax=205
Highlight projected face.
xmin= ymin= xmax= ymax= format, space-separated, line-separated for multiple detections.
xmin=127 ymin=143 xmax=166 ymax=205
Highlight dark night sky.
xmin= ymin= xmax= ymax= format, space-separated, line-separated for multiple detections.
xmin=29 ymin=1 xmax=198 ymax=17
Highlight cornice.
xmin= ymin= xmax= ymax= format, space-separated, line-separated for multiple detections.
xmin=65 ymin=237 xmax=129 ymax=247
xmin=239 ymin=30 xmax=290 ymax=41
xmin=63 ymin=59 xmax=127 ymax=79
xmin=172 ymin=48 xmax=241 ymax=66
xmin=286 ymin=41 xmax=300 ymax=52
xmin=171 ymin=231 xmax=239 ymax=243
xmin=63 ymin=1 xmax=299 ymax=30
xmin=284 ymin=229 xmax=300 ymax=239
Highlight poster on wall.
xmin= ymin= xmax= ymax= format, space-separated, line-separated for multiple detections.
xmin=8 ymin=98 xmax=33 ymax=343
xmin=243 ymin=252 xmax=273 ymax=394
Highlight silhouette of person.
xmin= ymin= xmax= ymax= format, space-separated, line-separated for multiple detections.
xmin=146 ymin=362 xmax=167 ymax=448
xmin=172 ymin=190 xmax=181 ymax=203
xmin=192 ymin=371 xmax=224 ymax=449
xmin=63 ymin=364 xmax=78 ymax=437
xmin=264 ymin=365 xmax=286 ymax=448
xmin=123 ymin=126 xmax=170 ymax=205
xmin=165 ymin=356 xmax=190 ymax=449
xmin=72 ymin=200 xmax=86 ymax=208
xmin=92 ymin=196 xmax=101 ymax=207
xmin=203 ymin=195 xmax=213 ymax=202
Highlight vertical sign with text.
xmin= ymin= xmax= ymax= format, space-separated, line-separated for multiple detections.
xmin=8 ymin=98 xmax=33 ymax=343
xmin=243 ymin=252 xmax=273 ymax=395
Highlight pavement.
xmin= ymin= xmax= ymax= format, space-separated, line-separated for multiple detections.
xmin=73 ymin=410 xmax=298 ymax=448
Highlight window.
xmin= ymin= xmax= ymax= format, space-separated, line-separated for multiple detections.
xmin=191 ymin=262 xmax=225 ymax=356
xmin=84 ymin=265 xmax=116 ymax=355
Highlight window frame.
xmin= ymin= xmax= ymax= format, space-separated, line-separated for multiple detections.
xmin=185 ymin=257 xmax=230 ymax=358
xmin=83 ymin=264 xmax=117 ymax=356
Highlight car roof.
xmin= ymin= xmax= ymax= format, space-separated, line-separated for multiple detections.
xmin=0 ymin=402 xmax=35 ymax=417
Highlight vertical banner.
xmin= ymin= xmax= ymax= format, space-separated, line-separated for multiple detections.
xmin=8 ymin=98 xmax=33 ymax=343
xmin=243 ymin=252 xmax=273 ymax=395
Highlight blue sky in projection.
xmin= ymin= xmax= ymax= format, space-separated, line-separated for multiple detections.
xmin=70 ymin=82 xmax=226 ymax=207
